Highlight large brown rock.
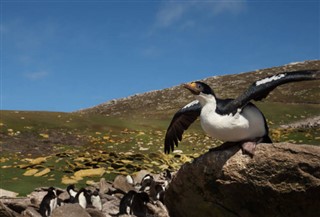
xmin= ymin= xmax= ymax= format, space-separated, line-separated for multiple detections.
xmin=51 ymin=204 xmax=90 ymax=217
xmin=164 ymin=143 xmax=320 ymax=217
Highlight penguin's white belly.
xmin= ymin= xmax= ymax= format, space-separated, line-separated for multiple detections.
xmin=200 ymin=105 xmax=266 ymax=142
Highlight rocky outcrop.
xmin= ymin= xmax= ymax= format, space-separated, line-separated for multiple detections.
xmin=164 ymin=143 xmax=320 ymax=217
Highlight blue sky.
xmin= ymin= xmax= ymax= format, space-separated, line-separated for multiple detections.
xmin=1 ymin=0 xmax=319 ymax=112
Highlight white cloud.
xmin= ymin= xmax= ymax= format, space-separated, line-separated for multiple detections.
xmin=141 ymin=46 xmax=162 ymax=58
xmin=154 ymin=0 xmax=247 ymax=30
xmin=155 ymin=2 xmax=192 ymax=28
xmin=212 ymin=0 xmax=246 ymax=15
xmin=25 ymin=71 xmax=49 ymax=80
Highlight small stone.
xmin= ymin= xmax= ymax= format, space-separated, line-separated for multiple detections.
xmin=0 ymin=189 xmax=19 ymax=197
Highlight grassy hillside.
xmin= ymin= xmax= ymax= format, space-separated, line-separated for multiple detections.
xmin=79 ymin=60 xmax=320 ymax=118
xmin=0 ymin=60 xmax=319 ymax=195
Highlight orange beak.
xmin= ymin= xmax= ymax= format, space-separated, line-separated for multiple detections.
xmin=183 ymin=82 xmax=200 ymax=95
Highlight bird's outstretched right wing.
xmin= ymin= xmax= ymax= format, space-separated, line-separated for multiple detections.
xmin=218 ymin=70 xmax=320 ymax=115
xmin=164 ymin=100 xmax=201 ymax=154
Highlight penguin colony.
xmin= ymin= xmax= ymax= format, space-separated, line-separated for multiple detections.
xmin=117 ymin=170 xmax=171 ymax=216
xmin=39 ymin=185 xmax=102 ymax=217
xmin=38 ymin=170 xmax=172 ymax=217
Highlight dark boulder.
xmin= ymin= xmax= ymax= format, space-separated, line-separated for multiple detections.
xmin=164 ymin=143 xmax=320 ymax=217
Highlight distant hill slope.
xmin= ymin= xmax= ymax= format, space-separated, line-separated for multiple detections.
xmin=78 ymin=60 xmax=320 ymax=118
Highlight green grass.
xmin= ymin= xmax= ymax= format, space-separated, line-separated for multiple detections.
xmin=0 ymin=102 xmax=319 ymax=195
xmin=0 ymin=156 xmax=116 ymax=196
xmin=255 ymin=102 xmax=320 ymax=126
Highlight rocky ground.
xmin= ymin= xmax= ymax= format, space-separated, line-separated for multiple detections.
xmin=0 ymin=169 xmax=172 ymax=217
xmin=280 ymin=115 xmax=320 ymax=129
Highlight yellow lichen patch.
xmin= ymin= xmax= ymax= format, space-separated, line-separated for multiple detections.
xmin=39 ymin=133 xmax=49 ymax=139
xmin=23 ymin=169 xmax=39 ymax=176
xmin=61 ymin=175 xmax=79 ymax=185
xmin=18 ymin=164 xmax=30 ymax=169
xmin=74 ymin=157 xmax=86 ymax=162
xmin=74 ymin=168 xmax=105 ymax=178
xmin=71 ymin=175 xmax=83 ymax=181
xmin=0 ymin=157 xmax=8 ymax=163
xmin=158 ymin=164 xmax=169 ymax=170
xmin=119 ymin=160 xmax=133 ymax=164
xmin=1 ymin=165 xmax=12 ymax=169
xmin=34 ymin=168 xmax=51 ymax=177
xmin=103 ymin=136 xmax=110 ymax=140
xmin=137 ymin=131 xmax=145 ymax=136
xmin=86 ymin=180 xmax=96 ymax=186
xmin=28 ymin=157 xmax=47 ymax=165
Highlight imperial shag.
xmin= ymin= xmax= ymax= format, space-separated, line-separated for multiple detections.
xmin=164 ymin=70 xmax=319 ymax=156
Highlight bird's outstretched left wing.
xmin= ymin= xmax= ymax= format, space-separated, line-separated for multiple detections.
xmin=164 ymin=100 xmax=201 ymax=154
xmin=218 ymin=70 xmax=320 ymax=115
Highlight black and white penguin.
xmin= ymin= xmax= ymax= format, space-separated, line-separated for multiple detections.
xmin=119 ymin=190 xmax=150 ymax=217
xmin=119 ymin=190 xmax=136 ymax=215
xmin=161 ymin=169 xmax=172 ymax=188
xmin=74 ymin=188 xmax=91 ymax=209
xmin=91 ymin=190 xmax=102 ymax=211
xmin=130 ymin=192 xmax=150 ymax=217
xmin=139 ymin=174 xmax=154 ymax=191
xmin=39 ymin=187 xmax=57 ymax=217
xmin=66 ymin=184 xmax=77 ymax=203
xmin=164 ymin=70 xmax=320 ymax=156
xmin=149 ymin=182 xmax=165 ymax=203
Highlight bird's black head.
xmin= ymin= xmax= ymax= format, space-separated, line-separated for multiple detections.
xmin=67 ymin=184 xmax=75 ymax=191
xmin=183 ymin=81 xmax=214 ymax=96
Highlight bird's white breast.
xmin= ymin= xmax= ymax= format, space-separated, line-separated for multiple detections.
xmin=91 ymin=195 xmax=102 ymax=210
xmin=69 ymin=189 xmax=77 ymax=198
xmin=78 ymin=192 xmax=87 ymax=209
xmin=200 ymin=104 xmax=266 ymax=142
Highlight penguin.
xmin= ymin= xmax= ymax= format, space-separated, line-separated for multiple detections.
xmin=161 ymin=169 xmax=172 ymax=188
xmin=119 ymin=190 xmax=136 ymax=215
xmin=74 ymin=188 xmax=91 ymax=209
xmin=164 ymin=70 xmax=320 ymax=156
xmin=126 ymin=174 xmax=135 ymax=185
xmin=91 ymin=190 xmax=102 ymax=211
xmin=66 ymin=184 xmax=77 ymax=203
xmin=119 ymin=190 xmax=150 ymax=217
xmin=130 ymin=192 xmax=150 ymax=217
xmin=163 ymin=169 xmax=172 ymax=181
xmin=39 ymin=187 xmax=57 ymax=217
xmin=139 ymin=174 xmax=154 ymax=191
xmin=149 ymin=182 xmax=165 ymax=203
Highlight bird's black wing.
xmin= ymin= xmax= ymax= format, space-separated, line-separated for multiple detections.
xmin=218 ymin=70 xmax=320 ymax=115
xmin=164 ymin=100 xmax=201 ymax=154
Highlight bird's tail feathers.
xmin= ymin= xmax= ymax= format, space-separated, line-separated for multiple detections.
xmin=261 ymin=135 xmax=272 ymax=143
